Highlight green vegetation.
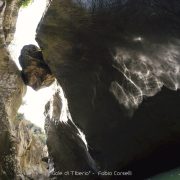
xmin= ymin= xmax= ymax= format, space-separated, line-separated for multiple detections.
xmin=16 ymin=113 xmax=25 ymax=121
xmin=19 ymin=0 xmax=33 ymax=8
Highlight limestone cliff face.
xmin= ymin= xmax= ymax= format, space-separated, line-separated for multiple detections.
xmin=37 ymin=0 xmax=180 ymax=179
xmin=0 ymin=0 xmax=25 ymax=178
xmin=3 ymin=0 xmax=20 ymax=44
xmin=0 ymin=1 xmax=48 ymax=179
xmin=15 ymin=118 xmax=48 ymax=179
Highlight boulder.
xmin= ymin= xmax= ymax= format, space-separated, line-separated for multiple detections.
xmin=19 ymin=44 xmax=55 ymax=90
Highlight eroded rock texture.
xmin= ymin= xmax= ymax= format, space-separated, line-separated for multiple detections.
xmin=44 ymin=82 xmax=97 ymax=180
xmin=3 ymin=0 xmax=20 ymax=44
xmin=15 ymin=118 xmax=48 ymax=179
xmin=0 ymin=1 xmax=48 ymax=179
xmin=19 ymin=44 xmax=55 ymax=90
xmin=36 ymin=0 xmax=180 ymax=179
xmin=0 ymin=0 xmax=25 ymax=178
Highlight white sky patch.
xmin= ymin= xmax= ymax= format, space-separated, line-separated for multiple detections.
xmin=9 ymin=0 xmax=47 ymax=69
xmin=20 ymin=86 xmax=54 ymax=128
xmin=8 ymin=0 xmax=52 ymax=129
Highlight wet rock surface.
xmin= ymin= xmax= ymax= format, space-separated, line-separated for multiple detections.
xmin=36 ymin=0 xmax=180 ymax=179
xmin=19 ymin=44 xmax=55 ymax=90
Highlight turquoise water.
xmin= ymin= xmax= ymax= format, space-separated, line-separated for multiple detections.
xmin=148 ymin=168 xmax=180 ymax=180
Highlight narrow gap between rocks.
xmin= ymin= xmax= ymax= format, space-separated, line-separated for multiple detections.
xmin=8 ymin=0 xmax=51 ymax=129
xmin=8 ymin=0 xmax=88 ymax=152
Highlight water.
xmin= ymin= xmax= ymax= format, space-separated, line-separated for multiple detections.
xmin=149 ymin=168 xmax=180 ymax=180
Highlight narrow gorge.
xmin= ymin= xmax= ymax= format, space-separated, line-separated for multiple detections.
xmin=1 ymin=0 xmax=180 ymax=180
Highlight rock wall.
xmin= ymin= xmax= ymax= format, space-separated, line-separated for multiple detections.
xmin=36 ymin=0 xmax=180 ymax=179
xmin=0 ymin=0 xmax=25 ymax=178
xmin=3 ymin=0 xmax=20 ymax=44
xmin=15 ymin=118 xmax=48 ymax=179
xmin=0 ymin=0 xmax=48 ymax=179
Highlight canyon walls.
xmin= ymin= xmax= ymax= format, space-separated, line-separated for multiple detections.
xmin=1 ymin=0 xmax=180 ymax=179
xmin=36 ymin=0 xmax=180 ymax=179
xmin=0 ymin=0 xmax=24 ymax=178
xmin=0 ymin=0 xmax=48 ymax=179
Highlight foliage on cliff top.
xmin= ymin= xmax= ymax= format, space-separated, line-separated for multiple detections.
xmin=19 ymin=0 xmax=33 ymax=7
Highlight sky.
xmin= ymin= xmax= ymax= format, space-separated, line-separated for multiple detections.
xmin=9 ymin=0 xmax=54 ymax=129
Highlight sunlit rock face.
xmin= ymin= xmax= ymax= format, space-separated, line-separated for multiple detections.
xmin=44 ymin=82 xmax=97 ymax=179
xmin=37 ymin=0 xmax=180 ymax=178
xmin=0 ymin=0 xmax=25 ymax=178
xmin=14 ymin=118 xmax=48 ymax=179
xmin=0 ymin=1 xmax=48 ymax=179
xmin=19 ymin=44 xmax=55 ymax=90
xmin=3 ymin=0 xmax=20 ymax=44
